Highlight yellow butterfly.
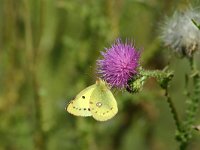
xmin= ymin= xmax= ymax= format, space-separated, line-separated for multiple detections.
xmin=66 ymin=78 xmax=118 ymax=121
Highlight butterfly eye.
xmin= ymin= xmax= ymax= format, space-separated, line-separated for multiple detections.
xmin=82 ymin=96 xmax=85 ymax=99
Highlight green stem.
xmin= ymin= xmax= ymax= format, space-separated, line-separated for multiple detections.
xmin=178 ymin=57 xmax=200 ymax=149
xmin=141 ymin=69 xmax=185 ymax=148
xmin=129 ymin=68 xmax=181 ymax=133
xmin=127 ymin=68 xmax=173 ymax=93
xmin=129 ymin=68 xmax=189 ymax=150
xmin=165 ymin=88 xmax=182 ymax=132
xmin=141 ymin=68 xmax=174 ymax=89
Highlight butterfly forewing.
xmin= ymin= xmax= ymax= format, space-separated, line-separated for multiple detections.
xmin=66 ymin=85 xmax=96 ymax=117
xmin=89 ymin=80 xmax=118 ymax=121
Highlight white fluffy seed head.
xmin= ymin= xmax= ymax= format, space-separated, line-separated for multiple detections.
xmin=161 ymin=8 xmax=200 ymax=57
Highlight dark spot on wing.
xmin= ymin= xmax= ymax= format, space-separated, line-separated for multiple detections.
xmin=88 ymin=108 xmax=90 ymax=111
xmin=89 ymin=101 xmax=93 ymax=104
xmin=82 ymin=96 xmax=85 ymax=99
xmin=79 ymin=108 xmax=81 ymax=110
xmin=84 ymin=108 xmax=86 ymax=110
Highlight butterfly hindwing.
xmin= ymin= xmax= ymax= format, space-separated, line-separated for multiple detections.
xmin=66 ymin=84 xmax=96 ymax=117
xmin=89 ymin=79 xmax=118 ymax=121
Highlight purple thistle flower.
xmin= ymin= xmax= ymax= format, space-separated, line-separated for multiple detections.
xmin=97 ymin=39 xmax=140 ymax=89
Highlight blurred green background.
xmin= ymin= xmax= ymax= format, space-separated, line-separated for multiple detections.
xmin=1 ymin=0 xmax=200 ymax=150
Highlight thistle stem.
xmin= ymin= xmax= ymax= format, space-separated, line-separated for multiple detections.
xmin=141 ymin=69 xmax=184 ymax=148
xmin=129 ymin=68 xmax=188 ymax=149
xmin=140 ymin=68 xmax=173 ymax=89
xmin=179 ymin=57 xmax=200 ymax=149
xmin=165 ymin=88 xmax=182 ymax=132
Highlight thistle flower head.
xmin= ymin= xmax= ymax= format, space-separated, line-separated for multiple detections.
xmin=161 ymin=9 xmax=200 ymax=57
xmin=97 ymin=39 xmax=140 ymax=89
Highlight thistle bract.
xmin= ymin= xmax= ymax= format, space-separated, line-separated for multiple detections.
xmin=161 ymin=9 xmax=200 ymax=57
xmin=97 ymin=39 xmax=140 ymax=89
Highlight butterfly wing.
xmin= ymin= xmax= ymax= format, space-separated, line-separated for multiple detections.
xmin=66 ymin=84 xmax=96 ymax=117
xmin=89 ymin=79 xmax=118 ymax=121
